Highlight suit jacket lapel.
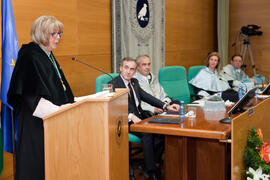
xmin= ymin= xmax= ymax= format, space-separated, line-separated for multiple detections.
xmin=116 ymin=76 xmax=134 ymax=101
xmin=116 ymin=76 xmax=126 ymax=88
xmin=116 ymin=76 xmax=141 ymax=105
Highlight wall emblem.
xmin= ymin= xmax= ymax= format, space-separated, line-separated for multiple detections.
xmin=130 ymin=0 xmax=153 ymax=44
xmin=137 ymin=0 xmax=149 ymax=28
xmin=115 ymin=118 xmax=123 ymax=145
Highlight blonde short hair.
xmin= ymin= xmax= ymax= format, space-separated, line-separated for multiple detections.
xmin=31 ymin=15 xmax=63 ymax=46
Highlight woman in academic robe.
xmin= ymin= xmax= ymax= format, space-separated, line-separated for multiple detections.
xmin=7 ymin=15 xmax=74 ymax=180
xmin=189 ymin=52 xmax=238 ymax=102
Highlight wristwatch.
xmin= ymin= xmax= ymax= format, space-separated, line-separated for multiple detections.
xmin=163 ymin=103 xmax=169 ymax=111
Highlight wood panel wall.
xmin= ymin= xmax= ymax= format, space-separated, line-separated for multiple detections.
xmin=165 ymin=0 xmax=217 ymax=69
xmin=229 ymin=0 xmax=270 ymax=79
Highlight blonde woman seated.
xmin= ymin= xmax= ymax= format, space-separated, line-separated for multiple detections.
xmin=189 ymin=52 xmax=238 ymax=102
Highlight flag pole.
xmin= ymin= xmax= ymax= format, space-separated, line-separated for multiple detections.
xmin=1 ymin=0 xmax=19 ymax=176
xmin=11 ymin=110 xmax=16 ymax=175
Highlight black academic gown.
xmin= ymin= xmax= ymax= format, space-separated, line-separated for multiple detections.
xmin=7 ymin=42 xmax=74 ymax=180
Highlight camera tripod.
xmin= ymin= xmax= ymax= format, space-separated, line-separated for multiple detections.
xmin=240 ymin=34 xmax=256 ymax=75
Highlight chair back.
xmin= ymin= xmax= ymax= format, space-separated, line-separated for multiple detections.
xmin=159 ymin=66 xmax=190 ymax=104
xmin=95 ymin=73 xmax=119 ymax=93
xmin=187 ymin=65 xmax=204 ymax=95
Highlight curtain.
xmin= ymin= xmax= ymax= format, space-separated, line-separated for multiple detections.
xmin=218 ymin=0 xmax=230 ymax=67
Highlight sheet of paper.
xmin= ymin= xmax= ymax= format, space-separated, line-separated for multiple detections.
xmin=74 ymin=91 xmax=115 ymax=102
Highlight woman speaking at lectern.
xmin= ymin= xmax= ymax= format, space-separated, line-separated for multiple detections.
xmin=8 ymin=15 xmax=74 ymax=180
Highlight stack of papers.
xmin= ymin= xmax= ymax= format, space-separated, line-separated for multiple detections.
xmin=186 ymin=100 xmax=205 ymax=107
xmin=257 ymin=94 xmax=270 ymax=99
xmin=161 ymin=111 xmax=179 ymax=117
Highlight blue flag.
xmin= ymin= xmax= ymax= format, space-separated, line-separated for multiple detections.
xmin=1 ymin=0 xmax=19 ymax=153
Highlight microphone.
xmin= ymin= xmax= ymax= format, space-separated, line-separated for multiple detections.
xmin=222 ymin=71 xmax=247 ymax=93
xmin=222 ymin=71 xmax=235 ymax=80
xmin=218 ymin=77 xmax=234 ymax=93
xmin=221 ymin=71 xmax=234 ymax=88
xmin=72 ymin=57 xmax=115 ymax=92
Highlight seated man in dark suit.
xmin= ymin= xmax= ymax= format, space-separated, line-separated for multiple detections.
xmin=109 ymin=57 xmax=179 ymax=179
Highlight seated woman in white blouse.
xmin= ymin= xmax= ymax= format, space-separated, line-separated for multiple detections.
xmin=189 ymin=52 xmax=238 ymax=102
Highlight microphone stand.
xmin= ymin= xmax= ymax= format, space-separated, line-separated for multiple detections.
xmin=72 ymin=57 xmax=115 ymax=92
xmin=223 ymin=71 xmax=248 ymax=93
xmin=219 ymin=115 xmax=232 ymax=124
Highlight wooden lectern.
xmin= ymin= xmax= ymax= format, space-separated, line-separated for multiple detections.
xmin=43 ymin=89 xmax=129 ymax=180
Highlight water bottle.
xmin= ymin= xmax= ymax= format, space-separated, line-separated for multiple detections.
xmin=179 ymin=101 xmax=185 ymax=123
xmin=255 ymin=87 xmax=259 ymax=95
xmin=255 ymin=87 xmax=259 ymax=103
xmin=238 ymin=84 xmax=244 ymax=100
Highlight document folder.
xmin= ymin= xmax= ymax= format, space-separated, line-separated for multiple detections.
xmin=148 ymin=118 xmax=180 ymax=124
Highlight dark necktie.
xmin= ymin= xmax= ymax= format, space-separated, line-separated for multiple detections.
xmin=128 ymin=82 xmax=136 ymax=106
xmin=147 ymin=74 xmax=152 ymax=84
xmin=128 ymin=82 xmax=141 ymax=116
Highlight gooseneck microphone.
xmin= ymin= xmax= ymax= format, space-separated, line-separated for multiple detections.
xmin=222 ymin=71 xmax=235 ymax=87
xmin=72 ymin=57 xmax=115 ymax=92
xmin=223 ymin=71 xmax=247 ymax=93
xmin=222 ymin=71 xmax=235 ymax=80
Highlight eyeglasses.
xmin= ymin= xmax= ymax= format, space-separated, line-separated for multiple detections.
xmin=50 ymin=32 xmax=63 ymax=38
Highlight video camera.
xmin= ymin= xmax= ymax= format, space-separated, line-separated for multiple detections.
xmin=241 ymin=24 xmax=263 ymax=36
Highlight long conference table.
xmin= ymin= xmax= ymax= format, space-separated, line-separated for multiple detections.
xmin=130 ymin=98 xmax=270 ymax=180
